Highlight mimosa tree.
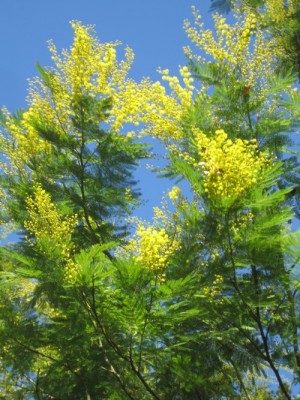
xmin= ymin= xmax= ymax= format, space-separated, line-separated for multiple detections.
xmin=0 ymin=3 xmax=299 ymax=399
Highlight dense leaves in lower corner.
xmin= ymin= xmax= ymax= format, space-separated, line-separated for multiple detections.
xmin=0 ymin=4 xmax=300 ymax=400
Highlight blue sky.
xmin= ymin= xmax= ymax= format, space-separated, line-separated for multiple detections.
xmin=1 ymin=1 xmax=299 ymax=395
xmin=0 ymin=0 xmax=214 ymax=110
xmin=0 ymin=0 xmax=214 ymax=220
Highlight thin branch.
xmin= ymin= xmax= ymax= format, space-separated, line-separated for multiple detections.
xmin=81 ymin=285 xmax=136 ymax=400
xmin=82 ymin=278 xmax=161 ymax=400
xmin=137 ymin=281 xmax=155 ymax=373
xmin=251 ymin=265 xmax=292 ymax=400
xmin=10 ymin=337 xmax=89 ymax=397
xmin=226 ymin=220 xmax=291 ymax=399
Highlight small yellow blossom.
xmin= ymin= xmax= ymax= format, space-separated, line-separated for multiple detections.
xmin=202 ymin=274 xmax=224 ymax=303
xmin=24 ymin=184 xmax=77 ymax=245
xmin=1 ymin=20 xmax=199 ymax=173
xmin=184 ymin=7 xmax=283 ymax=90
xmin=24 ymin=183 xmax=78 ymax=280
xmin=128 ymin=223 xmax=180 ymax=273
xmin=263 ymin=0 xmax=295 ymax=25
xmin=3 ymin=108 xmax=51 ymax=170
xmin=195 ymin=129 xmax=269 ymax=202
xmin=168 ymin=186 xmax=182 ymax=202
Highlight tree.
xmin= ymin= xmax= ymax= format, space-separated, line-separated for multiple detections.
xmin=0 ymin=6 xmax=299 ymax=400
xmin=209 ymin=0 xmax=300 ymax=78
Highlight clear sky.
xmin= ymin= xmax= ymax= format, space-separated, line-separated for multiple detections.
xmin=1 ymin=2 xmax=299 ymax=395
xmin=0 ymin=0 xmax=214 ymax=220
xmin=0 ymin=0 xmax=214 ymax=110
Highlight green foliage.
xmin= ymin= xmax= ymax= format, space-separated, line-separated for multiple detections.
xmin=210 ymin=0 xmax=300 ymax=77
xmin=0 ymin=5 xmax=300 ymax=400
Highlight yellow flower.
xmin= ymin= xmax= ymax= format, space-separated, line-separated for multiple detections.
xmin=24 ymin=183 xmax=78 ymax=280
xmin=195 ymin=129 xmax=269 ymax=202
xmin=128 ymin=223 xmax=180 ymax=273
xmin=1 ymin=19 xmax=199 ymax=175
xmin=168 ymin=186 xmax=182 ymax=202
xmin=184 ymin=7 xmax=283 ymax=89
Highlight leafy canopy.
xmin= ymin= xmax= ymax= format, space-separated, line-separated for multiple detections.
xmin=0 ymin=5 xmax=300 ymax=400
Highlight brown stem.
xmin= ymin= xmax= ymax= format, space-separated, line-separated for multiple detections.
xmin=251 ymin=265 xmax=292 ymax=400
xmin=226 ymin=221 xmax=291 ymax=399
xmin=82 ymin=279 xmax=161 ymax=400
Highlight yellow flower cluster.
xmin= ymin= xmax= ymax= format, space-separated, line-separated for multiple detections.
xmin=24 ymin=184 xmax=77 ymax=244
xmin=195 ymin=129 xmax=268 ymax=201
xmin=139 ymin=81 xmax=187 ymax=140
xmin=153 ymin=206 xmax=169 ymax=225
xmin=168 ymin=186 xmax=182 ymax=202
xmin=260 ymin=0 xmax=299 ymax=70
xmin=203 ymin=274 xmax=224 ymax=303
xmin=184 ymin=7 xmax=283 ymax=88
xmin=49 ymin=21 xmax=119 ymax=99
xmin=3 ymin=108 xmax=51 ymax=170
xmin=230 ymin=211 xmax=254 ymax=235
xmin=0 ymin=19 xmax=198 ymax=169
xmin=200 ymin=250 xmax=220 ymax=268
xmin=160 ymin=66 xmax=194 ymax=109
xmin=141 ymin=70 xmax=195 ymax=141
xmin=47 ymin=21 xmax=195 ymax=139
xmin=263 ymin=0 xmax=296 ymax=25
xmin=34 ymin=21 xmax=156 ymax=135
xmin=130 ymin=224 xmax=180 ymax=273
xmin=24 ymin=184 xmax=77 ymax=279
